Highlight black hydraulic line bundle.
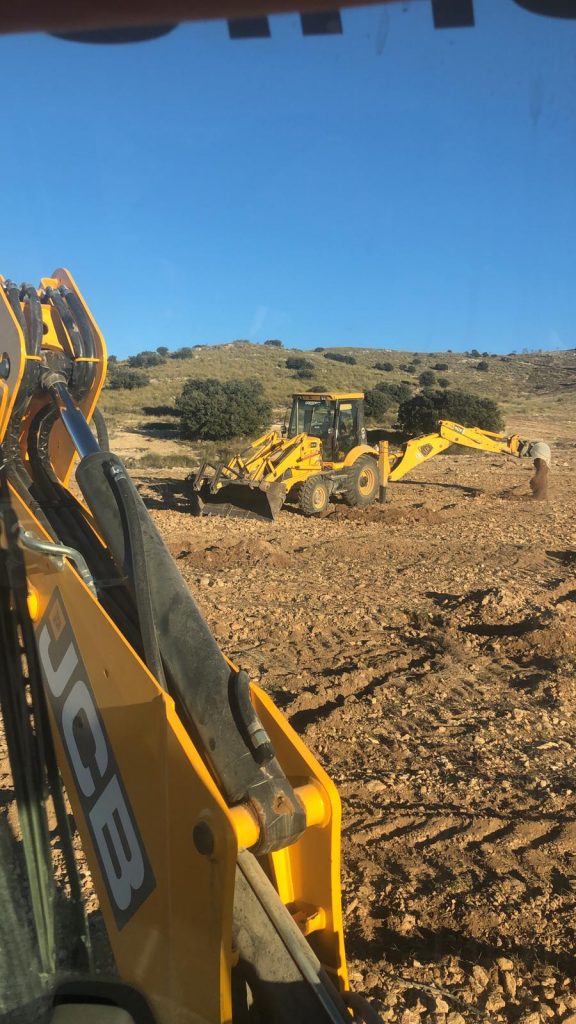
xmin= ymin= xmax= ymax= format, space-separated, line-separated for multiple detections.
xmin=0 ymin=454 xmax=91 ymax=976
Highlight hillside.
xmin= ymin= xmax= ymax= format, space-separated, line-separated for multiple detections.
xmin=99 ymin=343 xmax=576 ymax=468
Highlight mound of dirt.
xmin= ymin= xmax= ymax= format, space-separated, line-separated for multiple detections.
xmin=172 ymin=535 xmax=293 ymax=570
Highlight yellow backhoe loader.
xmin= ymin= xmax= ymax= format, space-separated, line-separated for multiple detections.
xmin=189 ymin=391 xmax=549 ymax=521
xmin=0 ymin=273 xmax=379 ymax=1024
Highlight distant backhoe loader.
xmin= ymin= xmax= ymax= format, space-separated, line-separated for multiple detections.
xmin=189 ymin=391 xmax=549 ymax=521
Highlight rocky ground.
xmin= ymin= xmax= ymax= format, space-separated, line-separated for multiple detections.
xmin=134 ymin=417 xmax=576 ymax=1024
xmin=1 ymin=415 xmax=575 ymax=1023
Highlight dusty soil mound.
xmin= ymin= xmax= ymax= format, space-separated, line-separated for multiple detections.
xmin=170 ymin=535 xmax=293 ymax=570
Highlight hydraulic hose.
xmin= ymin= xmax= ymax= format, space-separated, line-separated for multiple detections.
xmin=60 ymin=287 xmax=96 ymax=358
xmin=0 ymin=457 xmax=91 ymax=974
xmin=31 ymin=388 xmax=164 ymax=686
xmin=26 ymin=405 xmax=142 ymax=651
xmin=44 ymin=286 xmax=82 ymax=362
xmin=44 ymin=286 xmax=91 ymax=398
xmin=20 ymin=284 xmax=43 ymax=357
xmin=4 ymin=280 xmax=27 ymax=338
xmin=91 ymin=407 xmax=110 ymax=450
xmin=60 ymin=286 xmax=97 ymax=396
xmin=105 ymin=459 xmax=167 ymax=690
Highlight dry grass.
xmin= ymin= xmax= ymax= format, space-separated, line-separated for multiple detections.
xmin=99 ymin=343 xmax=576 ymax=469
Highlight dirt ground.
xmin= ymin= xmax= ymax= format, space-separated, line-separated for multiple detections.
xmin=1 ymin=415 xmax=575 ymax=1023
xmin=133 ymin=418 xmax=576 ymax=1024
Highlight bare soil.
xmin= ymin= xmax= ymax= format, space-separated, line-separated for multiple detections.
xmin=134 ymin=420 xmax=576 ymax=1024
xmin=1 ymin=415 xmax=575 ymax=1023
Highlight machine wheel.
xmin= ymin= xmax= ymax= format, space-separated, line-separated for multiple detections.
xmin=299 ymin=476 xmax=330 ymax=516
xmin=342 ymin=456 xmax=378 ymax=508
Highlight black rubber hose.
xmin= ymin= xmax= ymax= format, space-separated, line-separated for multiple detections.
xmin=60 ymin=288 xmax=97 ymax=396
xmin=44 ymin=286 xmax=82 ymax=360
xmin=20 ymin=285 xmax=43 ymax=357
xmin=2 ymin=416 xmax=55 ymax=538
xmin=229 ymin=670 xmax=274 ymax=765
xmin=92 ymin=408 xmax=110 ymax=450
xmin=26 ymin=406 xmax=142 ymax=651
xmin=106 ymin=461 xmax=167 ymax=690
xmin=64 ymin=287 xmax=97 ymax=395
xmin=0 ymin=460 xmax=91 ymax=974
xmin=45 ymin=286 xmax=90 ymax=398
xmin=4 ymin=280 xmax=28 ymax=339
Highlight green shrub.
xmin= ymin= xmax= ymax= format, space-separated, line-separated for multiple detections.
xmin=398 ymin=388 xmax=504 ymax=435
xmin=156 ymin=346 xmax=169 ymax=357
xmin=433 ymin=362 xmax=449 ymax=371
xmin=477 ymin=360 xmax=490 ymax=372
xmin=264 ymin=339 xmax=283 ymax=347
xmin=374 ymin=361 xmax=394 ymax=372
xmin=286 ymin=357 xmax=313 ymax=371
xmin=313 ymin=346 xmax=325 ymax=353
xmin=177 ymin=378 xmax=272 ymax=441
xmin=469 ymin=349 xmax=481 ymax=358
xmin=323 ymin=352 xmax=357 ymax=365
xmin=364 ymin=388 xmax=393 ymax=421
xmin=419 ymin=370 xmax=437 ymax=387
xmin=404 ymin=363 xmax=417 ymax=374
xmin=438 ymin=376 xmax=450 ymax=388
xmin=375 ymin=381 xmax=412 ymax=403
xmin=106 ymin=367 xmax=150 ymax=390
xmin=296 ymin=367 xmax=315 ymax=379
xmin=128 ymin=350 xmax=166 ymax=369
xmin=170 ymin=347 xmax=195 ymax=359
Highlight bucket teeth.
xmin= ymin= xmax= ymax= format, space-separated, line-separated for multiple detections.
xmin=190 ymin=481 xmax=286 ymax=522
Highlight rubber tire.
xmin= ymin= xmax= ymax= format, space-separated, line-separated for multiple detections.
xmin=342 ymin=456 xmax=378 ymax=508
xmin=299 ymin=476 xmax=330 ymax=517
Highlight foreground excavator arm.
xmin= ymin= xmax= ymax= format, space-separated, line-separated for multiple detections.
xmin=0 ymin=273 xmax=369 ymax=1024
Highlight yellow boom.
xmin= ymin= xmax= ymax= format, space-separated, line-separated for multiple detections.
xmin=387 ymin=420 xmax=525 ymax=482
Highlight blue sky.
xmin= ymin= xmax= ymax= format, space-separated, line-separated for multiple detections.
xmin=0 ymin=1 xmax=575 ymax=355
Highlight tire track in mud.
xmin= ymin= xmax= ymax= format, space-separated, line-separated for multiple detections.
xmin=137 ymin=448 xmax=576 ymax=1020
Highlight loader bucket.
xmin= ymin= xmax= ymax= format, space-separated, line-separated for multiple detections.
xmin=190 ymin=480 xmax=287 ymax=521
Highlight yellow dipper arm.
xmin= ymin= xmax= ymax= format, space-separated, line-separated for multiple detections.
xmin=388 ymin=420 xmax=523 ymax=482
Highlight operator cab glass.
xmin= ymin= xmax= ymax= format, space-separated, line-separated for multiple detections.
xmin=335 ymin=403 xmax=357 ymax=458
xmin=287 ymin=395 xmax=364 ymax=461
xmin=287 ymin=397 xmax=336 ymax=441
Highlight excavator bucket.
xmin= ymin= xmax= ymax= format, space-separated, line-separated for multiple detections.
xmin=190 ymin=479 xmax=287 ymax=521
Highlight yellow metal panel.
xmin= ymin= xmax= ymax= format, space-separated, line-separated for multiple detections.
xmin=439 ymin=420 xmax=517 ymax=454
xmin=389 ymin=433 xmax=451 ymax=480
xmin=11 ymin=489 xmax=238 ymax=1024
xmin=250 ymin=685 xmax=348 ymax=992
xmin=0 ymin=280 xmax=27 ymax=444
xmin=45 ymin=269 xmax=108 ymax=485
xmin=340 ymin=444 xmax=378 ymax=469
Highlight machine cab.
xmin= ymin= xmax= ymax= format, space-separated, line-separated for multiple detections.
xmin=287 ymin=392 xmax=366 ymax=463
